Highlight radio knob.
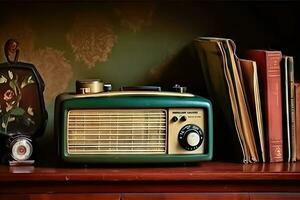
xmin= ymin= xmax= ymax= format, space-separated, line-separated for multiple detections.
xmin=180 ymin=116 xmax=187 ymax=122
xmin=76 ymin=79 xmax=104 ymax=94
xmin=187 ymin=132 xmax=200 ymax=146
xmin=171 ymin=116 xmax=178 ymax=122
xmin=173 ymin=84 xmax=187 ymax=93
xmin=178 ymin=124 xmax=203 ymax=151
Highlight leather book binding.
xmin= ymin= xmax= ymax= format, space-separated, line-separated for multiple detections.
xmin=246 ymin=50 xmax=283 ymax=162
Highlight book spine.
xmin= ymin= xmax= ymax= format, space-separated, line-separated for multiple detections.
xmin=266 ymin=53 xmax=283 ymax=162
xmin=296 ymin=83 xmax=300 ymax=161
xmin=281 ymin=56 xmax=291 ymax=162
xmin=288 ymin=57 xmax=296 ymax=162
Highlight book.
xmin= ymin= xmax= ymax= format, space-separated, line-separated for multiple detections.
xmin=296 ymin=83 xmax=300 ymax=161
xmin=288 ymin=57 xmax=296 ymax=162
xmin=246 ymin=50 xmax=283 ymax=162
xmin=194 ymin=38 xmax=244 ymax=162
xmin=281 ymin=56 xmax=296 ymax=162
xmin=194 ymin=37 xmax=258 ymax=163
xmin=282 ymin=56 xmax=291 ymax=162
xmin=239 ymin=59 xmax=266 ymax=162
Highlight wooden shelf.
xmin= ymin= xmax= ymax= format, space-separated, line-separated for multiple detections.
xmin=1 ymin=161 xmax=300 ymax=199
xmin=1 ymin=161 xmax=300 ymax=182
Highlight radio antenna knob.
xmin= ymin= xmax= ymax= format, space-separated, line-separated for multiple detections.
xmin=104 ymin=83 xmax=112 ymax=92
xmin=173 ymin=84 xmax=187 ymax=93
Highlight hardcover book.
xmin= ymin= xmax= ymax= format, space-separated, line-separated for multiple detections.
xmin=281 ymin=56 xmax=296 ymax=162
xmin=240 ymin=59 xmax=266 ymax=162
xmin=194 ymin=37 xmax=258 ymax=163
xmin=295 ymin=83 xmax=300 ymax=161
xmin=246 ymin=50 xmax=283 ymax=162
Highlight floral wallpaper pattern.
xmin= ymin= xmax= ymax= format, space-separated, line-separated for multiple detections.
xmin=0 ymin=19 xmax=73 ymax=104
xmin=66 ymin=13 xmax=118 ymax=68
xmin=28 ymin=48 xmax=73 ymax=103
xmin=0 ymin=4 xmax=157 ymax=105
xmin=0 ymin=2 xmax=193 ymax=109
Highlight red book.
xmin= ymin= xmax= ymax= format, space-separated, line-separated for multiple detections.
xmin=246 ymin=50 xmax=283 ymax=162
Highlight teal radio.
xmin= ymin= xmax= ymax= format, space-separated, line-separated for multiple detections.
xmin=55 ymin=80 xmax=213 ymax=164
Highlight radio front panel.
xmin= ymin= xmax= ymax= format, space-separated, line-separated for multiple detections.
xmin=168 ymin=108 xmax=205 ymax=155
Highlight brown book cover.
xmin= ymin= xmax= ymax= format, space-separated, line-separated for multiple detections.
xmin=194 ymin=37 xmax=259 ymax=163
xmin=246 ymin=50 xmax=283 ymax=162
xmin=296 ymin=83 xmax=300 ymax=160
xmin=194 ymin=38 xmax=246 ymax=163
xmin=240 ymin=59 xmax=265 ymax=162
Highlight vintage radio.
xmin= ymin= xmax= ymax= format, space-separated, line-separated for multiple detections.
xmin=55 ymin=80 xmax=213 ymax=164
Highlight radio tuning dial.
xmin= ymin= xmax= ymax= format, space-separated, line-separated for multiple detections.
xmin=178 ymin=124 xmax=203 ymax=151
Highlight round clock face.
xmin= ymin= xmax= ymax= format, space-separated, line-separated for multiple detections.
xmin=11 ymin=138 xmax=33 ymax=161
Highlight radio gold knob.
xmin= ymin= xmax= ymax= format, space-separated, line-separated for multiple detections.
xmin=76 ymin=79 xmax=104 ymax=94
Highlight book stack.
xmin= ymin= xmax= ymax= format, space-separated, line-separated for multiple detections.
xmin=194 ymin=37 xmax=298 ymax=163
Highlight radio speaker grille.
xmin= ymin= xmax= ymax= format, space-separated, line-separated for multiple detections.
xmin=67 ymin=109 xmax=167 ymax=154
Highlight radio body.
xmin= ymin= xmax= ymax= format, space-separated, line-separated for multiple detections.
xmin=55 ymin=89 xmax=213 ymax=164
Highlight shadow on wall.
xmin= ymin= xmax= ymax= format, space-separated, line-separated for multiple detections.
xmin=146 ymin=42 xmax=208 ymax=97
